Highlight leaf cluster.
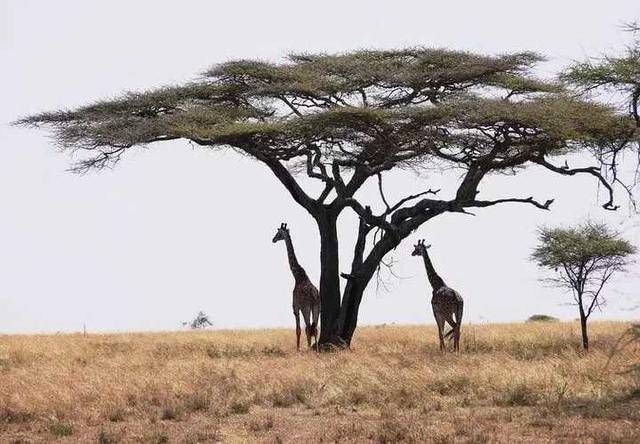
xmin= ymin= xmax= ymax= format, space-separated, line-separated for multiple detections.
xmin=561 ymin=23 xmax=640 ymax=125
xmin=532 ymin=222 xmax=635 ymax=269
xmin=531 ymin=222 xmax=635 ymax=315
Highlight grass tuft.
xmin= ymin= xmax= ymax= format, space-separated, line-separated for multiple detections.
xmin=49 ymin=421 xmax=74 ymax=437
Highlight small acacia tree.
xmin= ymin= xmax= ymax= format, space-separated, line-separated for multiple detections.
xmin=183 ymin=311 xmax=213 ymax=330
xmin=531 ymin=222 xmax=635 ymax=350
xmin=17 ymin=47 xmax=638 ymax=348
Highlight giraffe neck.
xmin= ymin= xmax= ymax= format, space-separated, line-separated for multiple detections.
xmin=284 ymin=235 xmax=308 ymax=281
xmin=422 ymin=250 xmax=446 ymax=290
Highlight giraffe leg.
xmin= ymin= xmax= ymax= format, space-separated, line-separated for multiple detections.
xmin=433 ymin=306 xmax=446 ymax=351
xmin=454 ymin=303 xmax=463 ymax=352
xmin=311 ymin=303 xmax=320 ymax=351
xmin=445 ymin=315 xmax=457 ymax=341
xmin=301 ymin=309 xmax=313 ymax=349
xmin=294 ymin=311 xmax=301 ymax=351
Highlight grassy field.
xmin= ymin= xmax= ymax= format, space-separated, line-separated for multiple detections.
xmin=1 ymin=322 xmax=639 ymax=443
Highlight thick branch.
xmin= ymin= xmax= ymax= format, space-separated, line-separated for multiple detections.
xmin=241 ymin=143 xmax=318 ymax=214
xmin=390 ymin=197 xmax=449 ymax=225
xmin=387 ymin=188 xmax=441 ymax=214
xmin=377 ymin=173 xmax=391 ymax=212
xmin=265 ymin=157 xmax=317 ymax=213
xmin=465 ymin=196 xmax=554 ymax=211
xmin=532 ymin=155 xmax=619 ymax=210
xmin=341 ymin=198 xmax=397 ymax=233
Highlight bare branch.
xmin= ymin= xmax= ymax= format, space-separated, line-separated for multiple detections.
xmin=387 ymin=188 xmax=441 ymax=214
xmin=465 ymin=196 xmax=555 ymax=211
xmin=532 ymin=155 xmax=619 ymax=210
xmin=377 ymin=173 xmax=391 ymax=212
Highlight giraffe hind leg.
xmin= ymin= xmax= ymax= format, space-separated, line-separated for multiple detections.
xmin=311 ymin=303 xmax=320 ymax=351
xmin=444 ymin=315 xmax=457 ymax=341
xmin=454 ymin=303 xmax=463 ymax=352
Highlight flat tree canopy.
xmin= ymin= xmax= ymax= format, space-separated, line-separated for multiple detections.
xmin=561 ymin=23 xmax=640 ymax=203
xmin=17 ymin=47 xmax=639 ymax=347
xmin=532 ymin=222 xmax=636 ymax=349
xmin=562 ymin=22 xmax=640 ymax=126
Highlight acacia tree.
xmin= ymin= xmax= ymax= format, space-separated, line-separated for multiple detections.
xmin=17 ymin=48 xmax=638 ymax=347
xmin=183 ymin=311 xmax=213 ymax=330
xmin=561 ymin=22 xmax=640 ymax=201
xmin=531 ymin=222 xmax=635 ymax=350
xmin=562 ymin=23 xmax=640 ymax=125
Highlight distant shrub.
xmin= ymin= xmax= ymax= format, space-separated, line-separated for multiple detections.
xmin=182 ymin=311 xmax=213 ymax=329
xmin=228 ymin=399 xmax=250 ymax=414
xmin=49 ymin=421 xmax=74 ymax=437
xmin=98 ymin=429 xmax=121 ymax=444
xmin=498 ymin=383 xmax=537 ymax=406
xmin=246 ymin=414 xmax=275 ymax=432
xmin=0 ymin=407 xmax=33 ymax=424
xmin=527 ymin=314 xmax=559 ymax=322
xmin=261 ymin=345 xmax=286 ymax=357
xmin=145 ymin=431 xmax=169 ymax=444
xmin=107 ymin=407 xmax=126 ymax=422
xmin=160 ymin=404 xmax=183 ymax=421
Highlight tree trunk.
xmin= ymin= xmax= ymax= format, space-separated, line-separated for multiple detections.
xmin=335 ymin=218 xmax=369 ymax=346
xmin=338 ymin=281 xmax=365 ymax=346
xmin=316 ymin=211 xmax=342 ymax=346
xmin=338 ymin=231 xmax=403 ymax=346
xmin=578 ymin=303 xmax=589 ymax=351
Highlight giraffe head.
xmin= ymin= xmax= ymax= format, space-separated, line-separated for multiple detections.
xmin=411 ymin=239 xmax=431 ymax=256
xmin=272 ymin=222 xmax=290 ymax=243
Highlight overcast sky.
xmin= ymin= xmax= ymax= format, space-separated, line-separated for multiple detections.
xmin=1 ymin=0 xmax=639 ymax=334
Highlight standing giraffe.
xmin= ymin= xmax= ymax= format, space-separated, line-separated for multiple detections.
xmin=272 ymin=223 xmax=320 ymax=351
xmin=412 ymin=239 xmax=464 ymax=351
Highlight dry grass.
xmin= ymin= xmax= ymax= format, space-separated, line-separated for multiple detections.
xmin=1 ymin=321 xmax=639 ymax=443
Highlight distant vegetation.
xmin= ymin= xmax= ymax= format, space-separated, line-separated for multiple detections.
xmin=182 ymin=311 xmax=213 ymax=329
xmin=527 ymin=314 xmax=559 ymax=322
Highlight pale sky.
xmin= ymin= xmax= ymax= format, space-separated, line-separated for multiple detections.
xmin=1 ymin=0 xmax=639 ymax=334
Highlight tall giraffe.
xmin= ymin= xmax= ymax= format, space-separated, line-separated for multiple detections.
xmin=412 ymin=239 xmax=464 ymax=351
xmin=272 ymin=223 xmax=320 ymax=351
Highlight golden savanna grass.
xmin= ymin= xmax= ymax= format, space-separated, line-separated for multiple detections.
xmin=1 ymin=322 xmax=639 ymax=443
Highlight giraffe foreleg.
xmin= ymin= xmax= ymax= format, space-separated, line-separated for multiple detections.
xmin=433 ymin=306 xmax=446 ymax=351
xmin=294 ymin=311 xmax=301 ymax=351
